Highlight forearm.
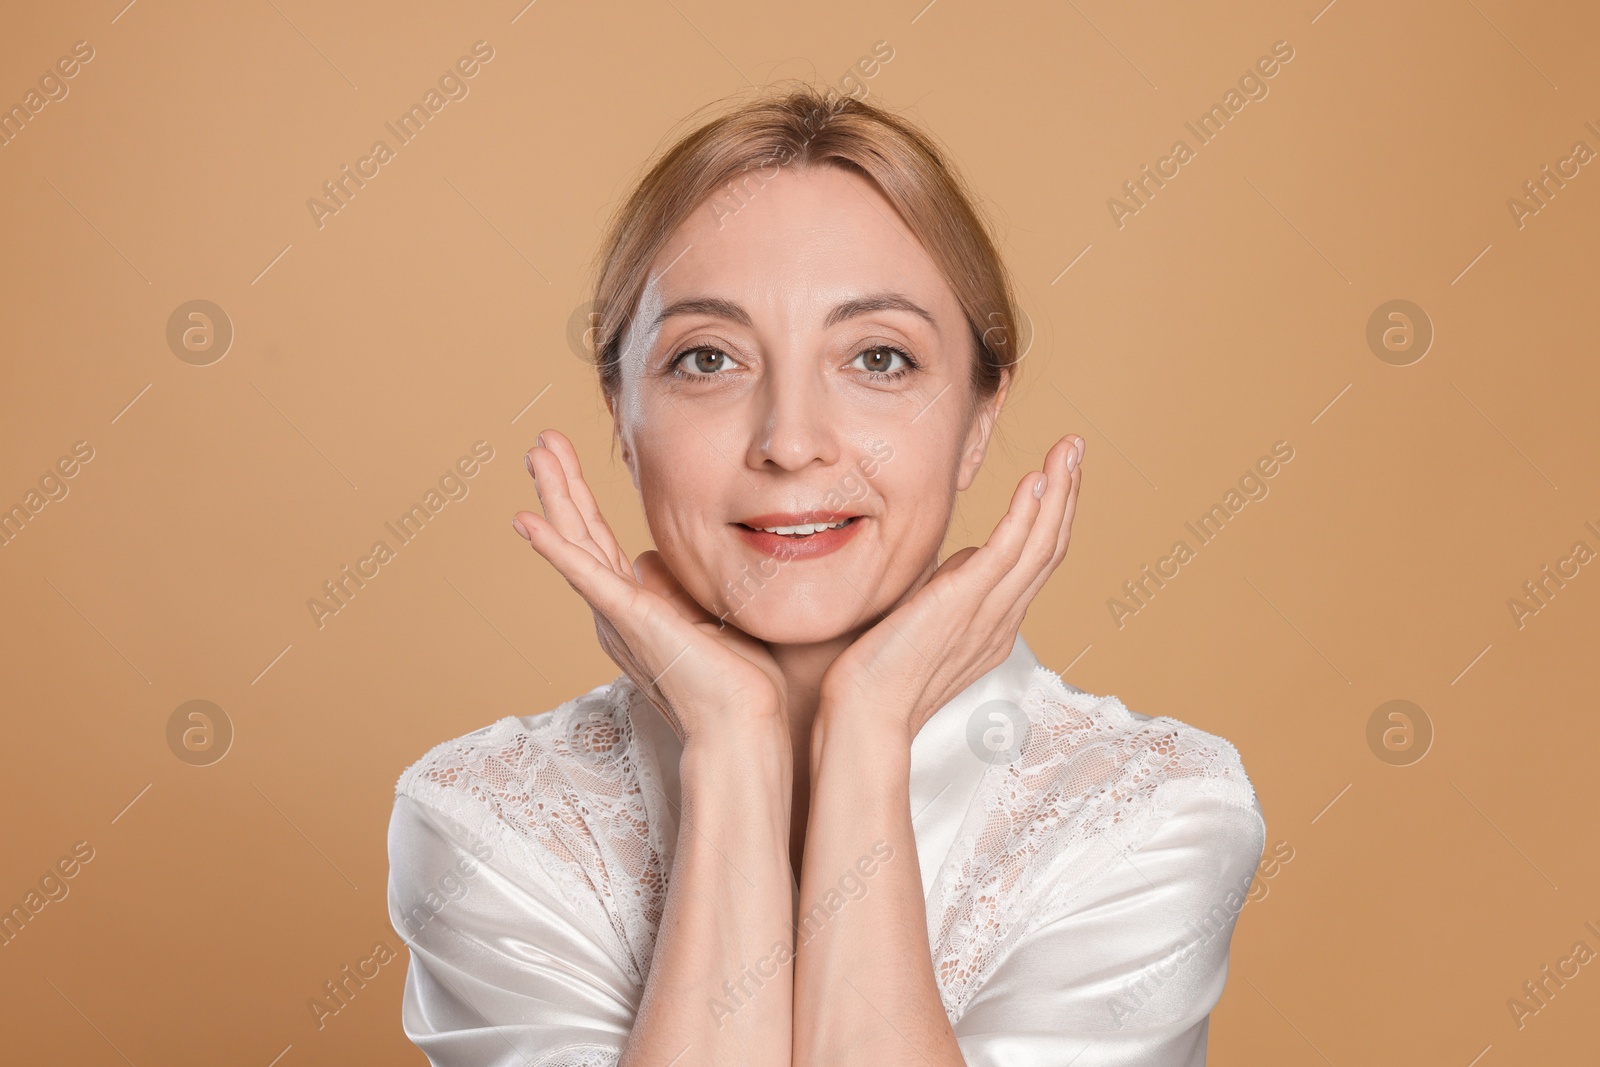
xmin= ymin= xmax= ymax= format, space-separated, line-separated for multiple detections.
xmin=620 ymin=724 xmax=796 ymax=1067
xmin=792 ymin=711 xmax=965 ymax=1067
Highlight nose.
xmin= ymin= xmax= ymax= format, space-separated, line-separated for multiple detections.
xmin=745 ymin=358 xmax=839 ymax=472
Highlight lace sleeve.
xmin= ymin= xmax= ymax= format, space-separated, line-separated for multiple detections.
xmin=384 ymin=700 xmax=652 ymax=1067
xmin=529 ymin=1045 xmax=622 ymax=1067
xmin=926 ymin=670 xmax=1266 ymax=1040
xmin=951 ymin=789 xmax=1268 ymax=1066
xmin=398 ymin=689 xmax=671 ymax=987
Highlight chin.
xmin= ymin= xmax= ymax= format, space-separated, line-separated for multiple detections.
xmin=715 ymin=594 xmax=869 ymax=647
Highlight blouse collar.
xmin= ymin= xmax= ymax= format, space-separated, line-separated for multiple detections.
xmin=907 ymin=631 xmax=1055 ymax=898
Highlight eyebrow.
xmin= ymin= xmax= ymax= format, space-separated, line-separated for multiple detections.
xmin=651 ymin=292 xmax=940 ymax=335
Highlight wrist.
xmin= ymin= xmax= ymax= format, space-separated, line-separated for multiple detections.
xmin=677 ymin=732 xmax=794 ymax=881
xmin=811 ymin=699 xmax=913 ymax=778
xmin=681 ymin=719 xmax=794 ymax=793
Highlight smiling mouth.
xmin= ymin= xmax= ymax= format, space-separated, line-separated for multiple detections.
xmin=731 ymin=513 xmax=864 ymax=561
xmin=736 ymin=516 xmax=861 ymax=538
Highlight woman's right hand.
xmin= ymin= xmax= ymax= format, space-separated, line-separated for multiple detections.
xmin=511 ymin=429 xmax=789 ymax=751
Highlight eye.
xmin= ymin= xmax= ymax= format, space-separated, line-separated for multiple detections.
xmin=852 ymin=344 xmax=917 ymax=379
xmin=668 ymin=345 xmax=740 ymax=379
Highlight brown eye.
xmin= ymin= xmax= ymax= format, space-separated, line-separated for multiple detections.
xmin=669 ymin=345 xmax=736 ymax=377
xmin=853 ymin=345 xmax=913 ymax=377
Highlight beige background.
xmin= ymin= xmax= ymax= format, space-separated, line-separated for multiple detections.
xmin=2 ymin=0 xmax=1597 ymax=1063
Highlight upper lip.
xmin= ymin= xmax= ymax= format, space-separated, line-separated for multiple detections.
xmin=736 ymin=511 xmax=861 ymax=529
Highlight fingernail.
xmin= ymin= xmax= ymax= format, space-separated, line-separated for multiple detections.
xmin=535 ymin=433 xmax=545 ymax=448
xmin=1033 ymin=474 xmax=1047 ymax=499
xmin=1066 ymin=447 xmax=1078 ymax=473
xmin=512 ymin=517 xmax=530 ymax=540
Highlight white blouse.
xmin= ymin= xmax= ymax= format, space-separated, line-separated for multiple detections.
xmin=387 ymin=634 xmax=1266 ymax=1066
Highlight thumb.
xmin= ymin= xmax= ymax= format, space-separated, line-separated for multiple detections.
xmin=633 ymin=550 xmax=719 ymax=626
xmin=935 ymin=546 xmax=980 ymax=576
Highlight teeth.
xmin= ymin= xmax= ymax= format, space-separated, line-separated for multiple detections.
xmin=758 ymin=518 xmax=851 ymax=536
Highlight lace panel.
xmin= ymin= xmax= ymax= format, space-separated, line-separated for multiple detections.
xmin=532 ymin=1044 xmax=622 ymax=1067
xmin=398 ymin=668 xmax=1258 ymax=1029
xmin=396 ymin=682 xmax=669 ymax=987
xmin=926 ymin=666 xmax=1260 ymax=1024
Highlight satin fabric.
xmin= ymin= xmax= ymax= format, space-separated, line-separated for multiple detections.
xmin=387 ymin=634 xmax=1266 ymax=1065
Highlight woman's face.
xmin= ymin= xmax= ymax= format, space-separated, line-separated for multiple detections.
xmin=608 ymin=163 xmax=1007 ymax=646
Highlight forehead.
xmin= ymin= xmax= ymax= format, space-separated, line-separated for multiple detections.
xmin=644 ymin=164 xmax=962 ymax=322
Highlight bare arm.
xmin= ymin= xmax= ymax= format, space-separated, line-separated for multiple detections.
xmin=792 ymin=712 xmax=962 ymax=1066
xmin=621 ymin=721 xmax=796 ymax=1067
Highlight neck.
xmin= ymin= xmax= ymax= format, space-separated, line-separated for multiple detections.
xmin=758 ymin=552 xmax=940 ymax=877
xmin=765 ymin=631 xmax=855 ymax=880
xmin=768 ymin=632 xmax=855 ymax=760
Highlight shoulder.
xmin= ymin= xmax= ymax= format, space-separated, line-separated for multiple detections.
xmin=927 ymin=666 xmax=1266 ymax=1023
xmin=387 ymin=675 xmax=667 ymax=984
xmin=1020 ymin=664 xmax=1263 ymax=819
xmin=391 ymin=676 xmax=642 ymax=859
xmin=1011 ymin=665 xmax=1267 ymax=901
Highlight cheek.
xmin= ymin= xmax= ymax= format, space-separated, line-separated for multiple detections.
xmin=637 ymin=456 xmax=707 ymax=547
xmin=875 ymin=421 xmax=965 ymax=501
xmin=872 ymin=456 xmax=957 ymax=551
xmin=634 ymin=451 xmax=727 ymax=596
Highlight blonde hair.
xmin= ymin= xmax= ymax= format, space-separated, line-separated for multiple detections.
xmin=587 ymin=84 xmax=1021 ymax=407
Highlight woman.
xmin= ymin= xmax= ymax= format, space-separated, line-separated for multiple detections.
xmin=387 ymin=85 xmax=1265 ymax=1067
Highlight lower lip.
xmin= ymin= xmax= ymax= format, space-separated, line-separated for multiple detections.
xmin=733 ymin=517 xmax=865 ymax=561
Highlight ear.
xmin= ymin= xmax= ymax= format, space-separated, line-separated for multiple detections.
xmin=606 ymin=393 xmax=641 ymax=490
xmin=622 ymin=440 xmax=639 ymax=490
xmin=955 ymin=369 xmax=1010 ymax=492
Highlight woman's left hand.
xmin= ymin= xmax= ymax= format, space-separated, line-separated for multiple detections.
xmin=815 ymin=433 xmax=1084 ymax=753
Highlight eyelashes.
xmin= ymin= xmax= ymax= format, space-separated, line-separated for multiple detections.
xmin=665 ymin=343 xmax=921 ymax=382
xmin=665 ymin=345 xmax=736 ymax=379
xmin=852 ymin=344 xmax=919 ymax=379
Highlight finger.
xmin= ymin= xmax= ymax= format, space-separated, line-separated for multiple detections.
xmin=518 ymin=510 xmax=707 ymax=673
xmin=959 ymin=461 xmax=1050 ymax=590
xmin=634 ymin=550 xmax=719 ymax=626
xmin=1053 ymin=439 xmax=1085 ymax=561
xmin=935 ymin=545 xmax=980 ymax=575
xmin=536 ymin=429 xmax=632 ymax=575
xmin=527 ymin=436 xmax=622 ymax=573
xmin=1005 ymin=435 xmax=1079 ymax=585
xmin=1013 ymin=438 xmax=1084 ymax=609
xmin=917 ymin=545 xmax=982 ymax=619
xmin=898 ymin=468 xmax=1044 ymax=641
xmin=924 ymin=437 xmax=1078 ymax=622
xmin=516 ymin=509 xmax=634 ymax=611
